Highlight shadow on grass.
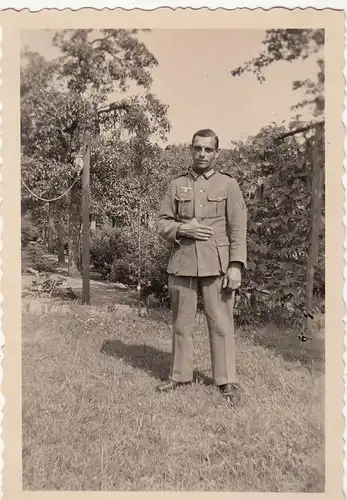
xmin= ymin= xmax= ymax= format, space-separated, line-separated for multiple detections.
xmin=100 ymin=339 xmax=214 ymax=385
xmin=240 ymin=327 xmax=325 ymax=374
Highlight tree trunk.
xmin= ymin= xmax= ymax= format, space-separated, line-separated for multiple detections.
xmin=58 ymin=242 xmax=65 ymax=265
xmin=56 ymin=218 xmax=66 ymax=265
xmin=68 ymin=181 xmax=82 ymax=277
xmin=47 ymin=202 xmax=54 ymax=253
xmin=42 ymin=227 xmax=47 ymax=248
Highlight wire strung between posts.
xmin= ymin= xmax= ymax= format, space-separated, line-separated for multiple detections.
xmin=21 ymin=169 xmax=82 ymax=203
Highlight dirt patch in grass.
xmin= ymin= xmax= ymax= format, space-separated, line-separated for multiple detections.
xmin=22 ymin=302 xmax=324 ymax=492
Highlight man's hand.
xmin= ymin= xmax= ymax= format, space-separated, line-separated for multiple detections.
xmin=222 ymin=262 xmax=242 ymax=292
xmin=177 ymin=218 xmax=213 ymax=241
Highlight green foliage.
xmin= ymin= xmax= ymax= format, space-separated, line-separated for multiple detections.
xmin=26 ymin=240 xmax=59 ymax=273
xmin=89 ymin=135 xmax=167 ymax=227
xmin=90 ymin=223 xmax=171 ymax=303
xmin=21 ymin=30 xmax=171 ymax=276
xmin=21 ymin=215 xmax=40 ymax=247
xmin=231 ymin=29 xmax=324 ymax=119
xmin=90 ymin=224 xmax=119 ymax=275
xmin=224 ymin=124 xmax=325 ymax=322
xmin=231 ymin=29 xmax=324 ymax=80
xmin=53 ymin=29 xmax=158 ymax=98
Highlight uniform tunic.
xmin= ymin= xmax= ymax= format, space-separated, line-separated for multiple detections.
xmin=157 ymin=167 xmax=247 ymax=277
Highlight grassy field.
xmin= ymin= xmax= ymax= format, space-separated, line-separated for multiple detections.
xmin=22 ymin=295 xmax=325 ymax=492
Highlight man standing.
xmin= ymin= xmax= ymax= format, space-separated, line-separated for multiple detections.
xmin=156 ymin=128 xmax=247 ymax=406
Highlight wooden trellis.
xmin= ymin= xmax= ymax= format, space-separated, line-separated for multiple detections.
xmin=305 ymin=123 xmax=324 ymax=335
xmin=256 ymin=121 xmax=324 ymax=333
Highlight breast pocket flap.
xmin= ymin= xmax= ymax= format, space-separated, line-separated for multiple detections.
xmin=207 ymin=189 xmax=227 ymax=202
xmin=175 ymin=190 xmax=193 ymax=202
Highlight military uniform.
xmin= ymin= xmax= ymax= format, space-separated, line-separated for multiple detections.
xmin=156 ymin=166 xmax=247 ymax=386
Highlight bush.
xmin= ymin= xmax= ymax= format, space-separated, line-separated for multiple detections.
xmin=90 ymin=224 xmax=121 ymax=277
xmin=112 ymin=225 xmax=172 ymax=305
xmin=90 ymin=223 xmax=171 ymax=305
xmin=90 ymin=222 xmax=324 ymax=323
xmin=22 ymin=216 xmax=40 ymax=247
xmin=26 ymin=240 xmax=58 ymax=273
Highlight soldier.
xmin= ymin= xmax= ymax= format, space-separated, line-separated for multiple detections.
xmin=156 ymin=128 xmax=247 ymax=406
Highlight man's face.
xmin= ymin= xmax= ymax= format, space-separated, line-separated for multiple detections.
xmin=191 ymin=135 xmax=219 ymax=171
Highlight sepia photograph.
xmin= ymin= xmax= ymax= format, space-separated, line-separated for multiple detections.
xmin=15 ymin=20 xmax=332 ymax=493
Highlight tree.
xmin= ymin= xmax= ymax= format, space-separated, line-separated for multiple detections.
xmin=231 ymin=29 xmax=324 ymax=120
xmin=21 ymin=49 xmax=89 ymax=272
xmin=53 ymin=29 xmax=157 ymax=98
xmin=21 ymin=29 xmax=171 ymax=276
xmin=229 ymin=29 xmax=325 ymax=322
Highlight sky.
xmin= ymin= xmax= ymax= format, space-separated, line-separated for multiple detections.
xmin=20 ymin=29 xmax=320 ymax=149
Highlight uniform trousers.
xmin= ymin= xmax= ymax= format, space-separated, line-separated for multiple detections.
xmin=168 ymin=274 xmax=237 ymax=386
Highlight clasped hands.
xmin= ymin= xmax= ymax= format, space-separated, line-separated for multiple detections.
xmin=177 ymin=218 xmax=242 ymax=292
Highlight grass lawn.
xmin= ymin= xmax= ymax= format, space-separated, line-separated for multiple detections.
xmin=22 ymin=299 xmax=325 ymax=492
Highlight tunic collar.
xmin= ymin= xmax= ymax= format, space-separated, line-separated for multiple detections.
xmin=190 ymin=166 xmax=216 ymax=180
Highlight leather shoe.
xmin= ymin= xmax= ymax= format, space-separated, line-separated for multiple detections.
xmin=218 ymin=383 xmax=241 ymax=406
xmin=156 ymin=380 xmax=192 ymax=392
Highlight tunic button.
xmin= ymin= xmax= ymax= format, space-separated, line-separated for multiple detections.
xmin=198 ymin=217 xmax=201 ymax=221
xmin=199 ymin=204 xmax=203 ymax=208
xmin=200 ymin=189 xmax=204 ymax=193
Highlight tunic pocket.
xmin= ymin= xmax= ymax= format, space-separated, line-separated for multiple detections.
xmin=167 ymin=245 xmax=184 ymax=275
xmin=207 ymin=189 xmax=227 ymax=218
xmin=175 ymin=190 xmax=194 ymax=219
xmin=215 ymin=238 xmax=230 ymax=273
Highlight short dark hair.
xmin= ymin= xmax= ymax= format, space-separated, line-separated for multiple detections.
xmin=192 ymin=129 xmax=219 ymax=150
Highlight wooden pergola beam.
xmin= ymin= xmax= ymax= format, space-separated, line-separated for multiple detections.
xmin=274 ymin=120 xmax=325 ymax=142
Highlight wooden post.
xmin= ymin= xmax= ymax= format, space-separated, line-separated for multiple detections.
xmin=305 ymin=124 xmax=324 ymax=334
xmin=47 ymin=202 xmax=54 ymax=254
xmin=56 ymin=215 xmax=66 ymax=264
xmin=82 ymin=132 xmax=91 ymax=305
xmin=137 ymin=197 xmax=142 ymax=316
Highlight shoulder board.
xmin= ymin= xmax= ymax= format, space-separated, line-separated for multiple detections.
xmin=173 ymin=171 xmax=189 ymax=179
xmin=220 ymin=171 xmax=234 ymax=178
